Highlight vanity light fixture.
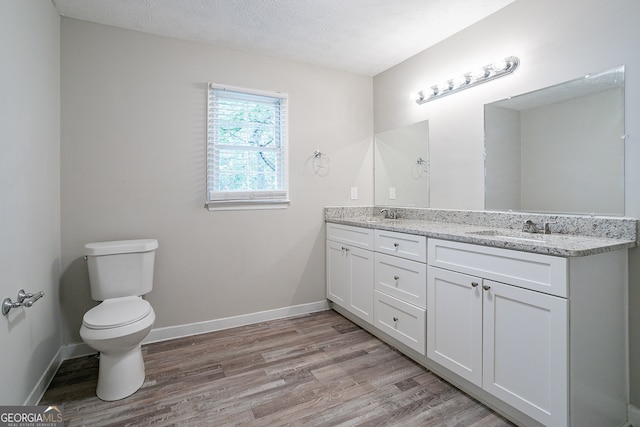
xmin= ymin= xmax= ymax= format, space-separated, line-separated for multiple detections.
xmin=415 ymin=56 xmax=520 ymax=105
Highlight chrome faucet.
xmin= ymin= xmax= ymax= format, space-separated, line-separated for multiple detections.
xmin=543 ymin=221 xmax=557 ymax=234
xmin=380 ymin=209 xmax=397 ymax=220
xmin=522 ymin=220 xmax=540 ymax=233
xmin=523 ymin=219 xmax=556 ymax=234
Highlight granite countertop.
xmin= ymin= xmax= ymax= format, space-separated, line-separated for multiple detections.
xmin=326 ymin=216 xmax=637 ymax=257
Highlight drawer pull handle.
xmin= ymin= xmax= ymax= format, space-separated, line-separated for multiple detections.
xmin=471 ymin=282 xmax=479 ymax=288
xmin=394 ymin=275 xmax=400 ymax=281
xmin=393 ymin=316 xmax=398 ymax=322
xmin=393 ymin=243 xmax=400 ymax=248
xmin=482 ymin=284 xmax=491 ymax=291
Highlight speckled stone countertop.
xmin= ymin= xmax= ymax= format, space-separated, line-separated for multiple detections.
xmin=325 ymin=206 xmax=638 ymax=257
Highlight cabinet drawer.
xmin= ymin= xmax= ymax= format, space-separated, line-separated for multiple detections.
xmin=326 ymin=223 xmax=374 ymax=250
xmin=375 ymin=253 xmax=427 ymax=309
xmin=375 ymin=230 xmax=427 ymax=263
xmin=374 ymin=291 xmax=426 ymax=354
xmin=428 ymin=239 xmax=567 ymax=297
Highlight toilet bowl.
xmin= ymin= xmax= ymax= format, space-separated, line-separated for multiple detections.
xmin=80 ymin=296 xmax=155 ymax=401
xmin=80 ymin=239 xmax=158 ymax=401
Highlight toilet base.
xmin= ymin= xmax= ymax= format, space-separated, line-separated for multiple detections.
xmin=96 ymin=344 xmax=146 ymax=401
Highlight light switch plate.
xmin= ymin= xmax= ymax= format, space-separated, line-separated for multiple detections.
xmin=350 ymin=187 xmax=358 ymax=200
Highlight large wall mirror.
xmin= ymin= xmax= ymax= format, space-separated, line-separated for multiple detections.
xmin=374 ymin=120 xmax=429 ymax=207
xmin=484 ymin=66 xmax=625 ymax=216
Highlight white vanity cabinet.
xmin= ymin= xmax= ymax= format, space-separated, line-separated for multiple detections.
xmin=427 ymin=266 xmax=567 ymax=425
xmin=427 ymin=238 xmax=627 ymax=427
xmin=326 ymin=223 xmax=374 ymax=324
xmin=373 ymin=229 xmax=427 ymax=354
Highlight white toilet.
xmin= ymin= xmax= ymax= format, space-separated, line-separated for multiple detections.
xmin=80 ymin=239 xmax=158 ymax=401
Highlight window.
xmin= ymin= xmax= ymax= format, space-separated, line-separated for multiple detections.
xmin=206 ymin=83 xmax=289 ymax=210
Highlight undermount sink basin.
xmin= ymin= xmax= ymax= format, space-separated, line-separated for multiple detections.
xmin=467 ymin=229 xmax=548 ymax=243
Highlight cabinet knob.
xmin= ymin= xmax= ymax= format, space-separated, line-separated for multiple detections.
xmin=393 ymin=316 xmax=398 ymax=322
xmin=471 ymin=282 xmax=479 ymax=288
xmin=393 ymin=243 xmax=400 ymax=248
xmin=394 ymin=275 xmax=400 ymax=281
xmin=482 ymin=284 xmax=491 ymax=291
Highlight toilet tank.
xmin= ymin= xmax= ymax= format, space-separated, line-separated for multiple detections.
xmin=84 ymin=239 xmax=158 ymax=301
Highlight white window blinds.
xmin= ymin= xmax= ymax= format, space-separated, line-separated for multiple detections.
xmin=207 ymin=83 xmax=289 ymax=210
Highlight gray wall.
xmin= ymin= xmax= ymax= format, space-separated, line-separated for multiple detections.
xmin=373 ymin=0 xmax=640 ymax=409
xmin=59 ymin=19 xmax=374 ymax=344
xmin=0 ymin=0 xmax=61 ymax=405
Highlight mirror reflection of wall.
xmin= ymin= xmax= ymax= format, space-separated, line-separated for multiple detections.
xmin=485 ymin=66 xmax=625 ymax=216
xmin=374 ymin=120 xmax=429 ymax=207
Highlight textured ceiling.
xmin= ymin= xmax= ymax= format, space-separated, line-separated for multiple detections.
xmin=51 ymin=0 xmax=516 ymax=76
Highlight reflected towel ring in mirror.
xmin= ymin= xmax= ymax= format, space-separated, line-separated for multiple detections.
xmin=412 ymin=157 xmax=428 ymax=179
xmin=416 ymin=157 xmax=428 ymax=173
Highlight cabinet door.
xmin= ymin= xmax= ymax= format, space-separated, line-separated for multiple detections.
xmin=348 ymin=245 xmax=374 ymax=323
xmin=482 ymin=280 xmax=568 ymax=427
xmin=427 ymin=266 xmax=483 ymax=386
xmin=326 ymin=240 xmax=349 ymax=306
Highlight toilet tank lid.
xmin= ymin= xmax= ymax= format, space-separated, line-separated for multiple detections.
xmin=84 ymin=239 xmax=158 ymax=256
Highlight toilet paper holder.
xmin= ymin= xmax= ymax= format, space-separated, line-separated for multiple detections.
xmin=2 ymin=289 xmax=45 ymax=316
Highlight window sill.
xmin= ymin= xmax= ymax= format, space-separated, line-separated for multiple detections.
xmin=205 ymin=200 xmax=290 ymax=211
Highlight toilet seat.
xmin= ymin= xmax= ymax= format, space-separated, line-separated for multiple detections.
xmin=83 ymin=296 xmax=152 ymax=330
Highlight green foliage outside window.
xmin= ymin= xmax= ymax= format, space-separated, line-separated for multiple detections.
xmin=214 ymin=98 xmax=282 ymax=192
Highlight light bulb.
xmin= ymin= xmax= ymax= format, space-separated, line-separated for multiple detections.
xmin=452 ymin=75 xmax=468 ymax=89
xmin=438 ymin=81 xmax=452 ymax=93
xmin=470 ymin=67 xmax=489 ymax=81
xmin=492 ymin=58 xmax=508 ymax=72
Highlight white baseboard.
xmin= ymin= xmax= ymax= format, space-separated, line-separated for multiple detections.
xmin=60 ymin=300 xmax=330 ymax=356
xmin=629 ymin=403 xmax=640 ymax=426
xmin=144 ymin=300 xmax=330 ymax=344
xmin=24 ymin=347 xmax=64 ymax=406
xmin=59 ymin=341 xmax=97 ymax=359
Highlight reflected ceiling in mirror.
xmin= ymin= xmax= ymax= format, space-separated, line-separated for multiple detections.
xmin=375 ymin=120 xmax=429 ymax=207
xmin=484 ymin=66 xmax=625 ymax=216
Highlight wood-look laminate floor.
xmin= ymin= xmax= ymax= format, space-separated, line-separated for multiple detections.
xmin=40 ymin=310 xmax=514 ymax=427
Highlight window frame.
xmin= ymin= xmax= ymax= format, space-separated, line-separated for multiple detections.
xmin=206 ymin=83 xmax=289 ymax=211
